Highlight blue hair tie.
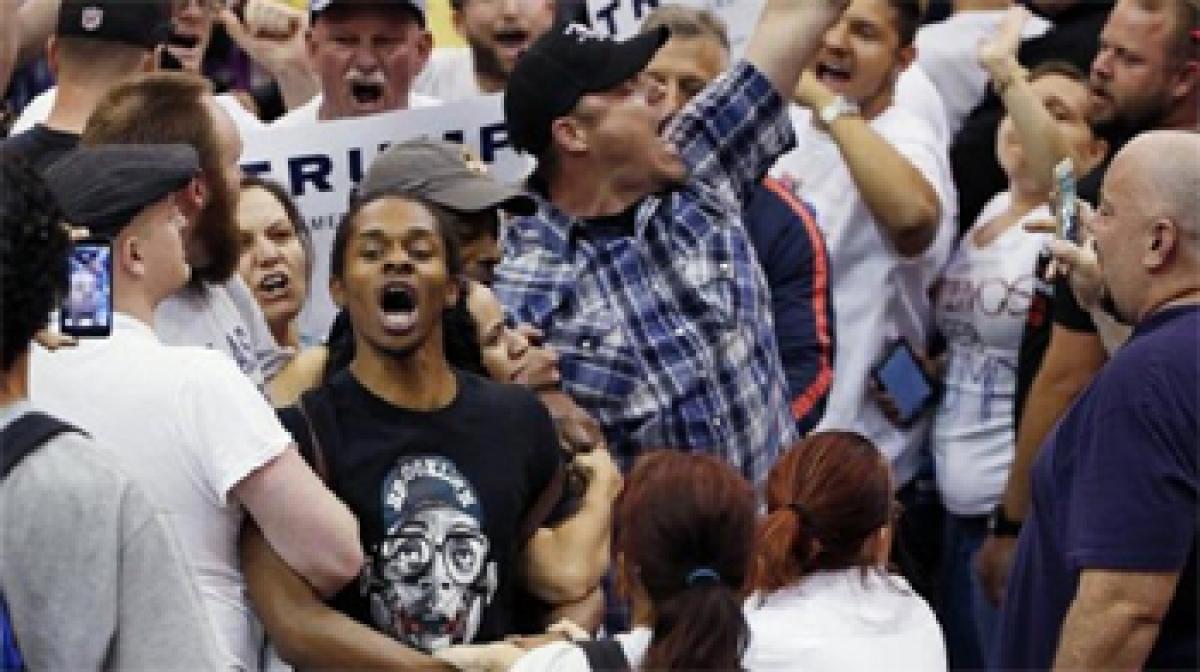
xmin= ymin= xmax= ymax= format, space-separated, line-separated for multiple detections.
xmin=686 ymin=568 xmax=721 ymax=587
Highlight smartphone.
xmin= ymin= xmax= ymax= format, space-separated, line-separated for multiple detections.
xmin=1054 ymin=158 xmax=1080 ymax=243
xmin=871 ymin=339 xmax=937 ymax=426
xmin=60 ymin=238 xmax=113 ymax=338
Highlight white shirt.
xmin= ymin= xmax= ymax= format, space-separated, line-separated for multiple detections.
xmin=915 ymin=10 xmax=1052 ymax=139
xmin=743 ymin=570 xmax=946 ymax=672
xmin=414 ymin=47 xmax=485 ymax=103
xmin=772 ymin=105 xmax=956 ymax=486
xmin=10 ymin=87 xmax=266 ymax=137
xmin=933 ymin=194 xmax=1051 ymax=515
xmin=895 ymin=64 xmax=951 ymax=149
xmin=155 ymin=275 xmax=291 ymax=391
xmin=509 ymin=628 xmax=652 ymax=672
xmin=30 ymin=313 xmax=292 ymax=670
xmin=272 ymin=91 xmax=442 ymax=127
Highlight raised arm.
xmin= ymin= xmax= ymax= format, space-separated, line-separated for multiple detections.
xmin=232 ymin=446 xmax=364 ymax=598
xmin=241 ymin=523 xmax=452 ymax=670
xmin=744 ymin=0 xmax=851 ymax=98
xmin=979 ymin=5 xmax=1073 ymax=197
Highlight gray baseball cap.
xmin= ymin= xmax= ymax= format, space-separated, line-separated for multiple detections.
xmin=358 ymin=139 xmax=536 ymax=215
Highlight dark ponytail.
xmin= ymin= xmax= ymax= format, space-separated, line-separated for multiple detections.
xmin=616 ymin=451 xmax=757 ymax=671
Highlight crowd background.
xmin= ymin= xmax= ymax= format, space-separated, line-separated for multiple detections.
xmin=0 ymin=0 xmax=1196 ymax=670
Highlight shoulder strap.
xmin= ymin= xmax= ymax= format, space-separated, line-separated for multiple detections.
xmin=517 ymin=464 xmax=566 ymax=547
xmin=1 ymin=412 xmax=80 ymax=479
xmin=575 ymin=638 xmax=632 ymax=672
xmin=295 ymin=390 xmax=340 ymax=485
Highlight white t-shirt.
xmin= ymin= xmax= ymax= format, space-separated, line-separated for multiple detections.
xmin=414 ymin=47 xmax=485 ymax=103
xmin=743 ymin=570 xmax=946 ymax=672
xmin=895 ymin=64 xmax=951 ymax=149
xmin=915 ymin=10 xmax=1052 ymax=139
xmin=272 ymin=91 xmax=442 ymax=127
xmin=772 ymin=105 xmax=956 ymax=487
xmin=155 ymin=275 xmax=291 ymax=391
xmin=509 ymin=628 xmax=652 ymax=672
xmin=932 ymin=193 xmax=1051 ymax=515
xmin=30 ymin=313 xmax=291 ymax=670
xmin=10 ymin=87 xmax=266 ymax=137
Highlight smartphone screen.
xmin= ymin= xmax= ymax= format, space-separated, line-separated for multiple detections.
xmin=60 ymin=239 xmax=113 ymax=338
xmin=873 ymin=340 xmax=935 ymax=425
xmin=1055 ymin=158 xmax=1080 ymax=243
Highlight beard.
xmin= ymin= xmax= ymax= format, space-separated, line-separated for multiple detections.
xmin=188 ymin=173 xmax=240 ymax=285
xmin=468 ymin=40 xmax=509 ymax=85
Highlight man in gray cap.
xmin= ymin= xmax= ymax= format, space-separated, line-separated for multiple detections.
xmin=0 ymin=0 xmax=169 ymax=173
xmin=31 ymin=144 xmax=363 ymax=671
xmin=358 ymin=138 xmax=534 ymax=285
xmin=274 ymin=0 xmax=438 ymax=125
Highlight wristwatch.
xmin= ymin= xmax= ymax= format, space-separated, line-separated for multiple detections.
xmin=818 ymin=95 xmax=861 ymax=125
xmin=988 ymin=504 xmax=1023 ymax=538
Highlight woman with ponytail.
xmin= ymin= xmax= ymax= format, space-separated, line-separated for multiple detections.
xmin=437 ymin=449 xmax=757 ymax=671
xmin=743 ymin=432 xmax=946 ymax=671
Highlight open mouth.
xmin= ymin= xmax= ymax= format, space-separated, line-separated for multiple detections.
xmin=815 ymin=61 xmax=853 ymax=86
xmin=350 ymin=81 xmax=386 ymax=106
xmin=257 ymin=271 xmax=290 ymax=299
xmin=493 ymin=27 xmax=530 ymax=54
xmin=379 ymin=282 xmax=418 ymax=334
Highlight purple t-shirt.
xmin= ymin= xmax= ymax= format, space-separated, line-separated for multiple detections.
xmin=996 ymin=305 xmax=1198 ymax=670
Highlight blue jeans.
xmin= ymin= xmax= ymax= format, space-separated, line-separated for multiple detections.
xmin=940 ymin=513 xmax=999 ymax=671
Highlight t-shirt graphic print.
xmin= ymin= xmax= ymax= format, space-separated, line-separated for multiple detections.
xmin=363 ymin=454 xmax=499 ymax=652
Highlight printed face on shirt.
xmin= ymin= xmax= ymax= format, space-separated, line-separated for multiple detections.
xmin=645 ymin=35 xmax=730 ymax=119
xmin=1089 ymin=0 xmax=1189 ymax=134
xmin=308 ymin=7 xmax=433 ymax=119
xmin=331 ymin=197 xmax=459 ymax=362
xmin=997 ymin=72 xmax=1108 ymax=187
xmin=811 ymin=0 xmax=914 ymax=114
xmin=567 ymin=72 xmax=687 ymax=191
xmin=365 ymin=456 xmax=497 ymax=652
xmin=454 ymin=0 xmax=555 ymax=88
xmin=237 ymin=186 xmax=309 ymax=336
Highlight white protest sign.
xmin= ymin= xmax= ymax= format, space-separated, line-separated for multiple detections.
xmin=586 ymin=0 xmax=764 ymax=56
xmin=240 ymin=94 xmax=529 ymax=346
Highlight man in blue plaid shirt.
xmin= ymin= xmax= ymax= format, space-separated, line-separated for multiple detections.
xmin=496 ymin=0 xmax=849 ymax=487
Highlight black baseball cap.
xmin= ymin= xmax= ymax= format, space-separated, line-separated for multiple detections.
xmin=310 ymin=0 xmax=426 ymax=24
xmin=56 ymin=0 xmax=171 ymax=50
xmin=504 ymin=23 xmax=670 ymax=156
xmin=44 ymin=145 xmax=200 ymax=236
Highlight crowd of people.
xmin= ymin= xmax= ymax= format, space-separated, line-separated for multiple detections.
xmin=0 ymin=0 xmax=1196 ymax=670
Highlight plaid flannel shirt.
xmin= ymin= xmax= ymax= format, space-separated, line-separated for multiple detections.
xmin=494 ymin=61 xmax=797 ymax=487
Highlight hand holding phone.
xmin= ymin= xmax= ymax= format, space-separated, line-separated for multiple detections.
xmin=871 ymin=340 xmax=938 ymax=426
xmin=1054 ymin=158 xmax=1080 ymax=243
xmin=60 ymin=238 xmax=113 ymax=338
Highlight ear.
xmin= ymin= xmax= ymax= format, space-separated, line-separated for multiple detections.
xmin=894 ymin=44 xmax=917 ymax=76
xmin=549 ymin=115 xmax=590 ymax=156
xmin=451 ymin=6 xmax=466 ymax=37
xmin=1169 ymin=58 xmax=1200 ymax=102
xmin=445 ymin=274 xmax=463 ymax=310
xmin=306 ymin=26 xmax=320 ymax=63
xmin=415 ymin=29 xmax=433 ymax=72
xmin=118 ymin=232 xmax=146 ymax=281
xmin=1144 ymin=219 xmax=1178 ymax=269
xmin=46 ymin=36 xmax=61 ymax=77
xmin=329 ymin=275 xmax=346 ymax=309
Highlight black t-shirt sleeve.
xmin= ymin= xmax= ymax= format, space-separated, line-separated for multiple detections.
xmin=519 ymin=393 xmax=565 ymax=523
xmin=277 ymin=406 xmax=316 ymax=468
xmin=1052 ymin=275 xmax=1098 ymax=333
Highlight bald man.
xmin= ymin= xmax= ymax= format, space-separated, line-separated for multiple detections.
xmin=995 ymin=130 xmax=1199 ymax=671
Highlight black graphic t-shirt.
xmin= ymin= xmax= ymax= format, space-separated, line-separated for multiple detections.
xmin=278 ymin=369 xmax=562 ymax=652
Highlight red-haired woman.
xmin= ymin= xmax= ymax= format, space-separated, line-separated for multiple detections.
xmin=743 ymin=432 xmax=946 ymax=671
xmin=437 ymin=450 xmax=757 ymax=671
